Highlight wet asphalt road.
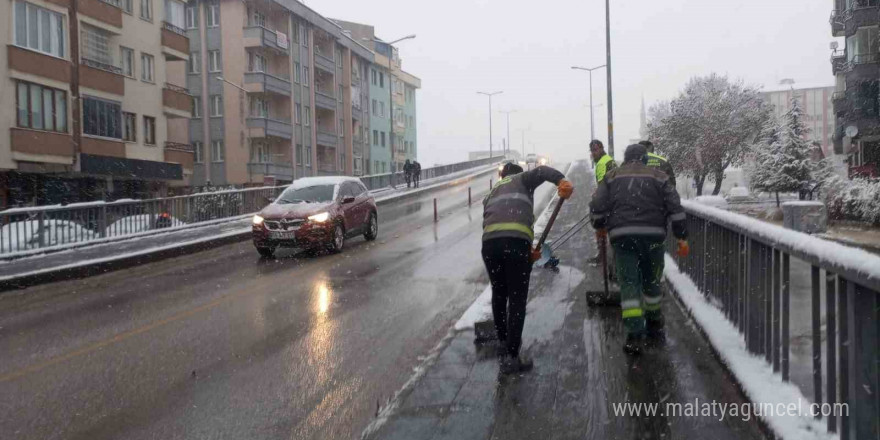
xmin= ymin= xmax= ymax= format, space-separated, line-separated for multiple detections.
xmin=0 ymin=177 xmax=547 ymax=440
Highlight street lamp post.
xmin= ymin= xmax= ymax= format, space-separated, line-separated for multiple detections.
xmin=217 ymin=76 xmax=249 ymax=182
xmin=571 ymin=65 xmax=606 ymax=141
xmin=499 ymin=110 xmax=515 ymax=157
xmin=477 ymin=91 xmax=503 ymax=158
xmin=605 ymin=0 xmax=615 ymax=158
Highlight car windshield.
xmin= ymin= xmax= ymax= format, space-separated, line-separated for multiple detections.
xmin=276 ymin=185 xmax=335 ymax=204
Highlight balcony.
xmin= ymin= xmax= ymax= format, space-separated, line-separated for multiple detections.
xmin=79 ymin=0 xmax=122 ymax=30
xmin=842 ymin=3 xmax=880 ymax=36
xmin=832 ymin=91 xmax=846 ymax=112
xmin=243 ymin=72 xmax=291 ymax=96
xmin=162 ymin=83 xmax=192 ymax=118
xmin=161 ymin=22 xmax=189 ymax=61
xmin=7 ymin=45 xmax=71 ymax=84
xmin=164 ymin=142 xmax=194 ymax=170
xmin=830 ymin=10 xmax=845 ymax=36
xmin=247 ymin=162 xmax=294 ymax=180
xmin=247 ymin=117 xmax=293 ymax=140
xmin=843 ymin=53 xmax=880 ymax=79
xmin=831 ymin=51 xmax=847 ymax=75
xmin=316 ymin=130 xmax=337 ymax=147
xmin=10 ymin=128 xmax=73 ymax=159
xmin=315 ymin=91 xmax=337 ymax=111
xmin=314 ymin=51 xmax=335 ymax=73
xmin=243 ymin=26 xmax=289 ymax=56
xmin=80 ymin=58 xmax=124 ymax=96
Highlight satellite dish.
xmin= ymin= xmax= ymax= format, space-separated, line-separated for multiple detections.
xmin=830 ymin=41 xmax=839 ymax=51
xmin=845 ymin=125 xmax=859 ymax=138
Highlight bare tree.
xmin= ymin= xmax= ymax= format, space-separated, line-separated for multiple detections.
xmin=647 ymin=74 xmax=771 ymax=196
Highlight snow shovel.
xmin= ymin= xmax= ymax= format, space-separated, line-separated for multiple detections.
xmin=585 ymin=230 xmax=620 ymax=306
xmin=474 ymin=198 xmax=567 ymax=345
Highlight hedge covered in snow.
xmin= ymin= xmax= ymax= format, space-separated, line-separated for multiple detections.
xmin=823 ymin=175 xmax=880 ymax=225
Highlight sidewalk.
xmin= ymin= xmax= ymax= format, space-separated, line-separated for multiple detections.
xmin=363 ymin=161 xmax=766 ymax=440
xmin=0 ymin=164 xmax=499 ymax=291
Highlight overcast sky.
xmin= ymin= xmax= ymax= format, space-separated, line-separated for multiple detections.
xmin=319 ymin=0 xmax=837 ymax=166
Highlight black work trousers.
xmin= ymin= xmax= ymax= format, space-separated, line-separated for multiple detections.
xmin=481 ymin=237 xmax=532 ymax=357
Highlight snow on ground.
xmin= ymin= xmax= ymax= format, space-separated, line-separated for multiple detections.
xmin=665 ymin=256 xmax=836 ymax=440
xmin=683 ymin=200 xmax=880 ymax=288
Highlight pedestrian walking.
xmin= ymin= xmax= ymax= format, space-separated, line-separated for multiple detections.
xmin=639 ymin=140 xmax=676 ymax=184
xmin=482 ymin=162 xmax=573 ymax=373
xmin=414 ymin=161 xmax=421 ymax=187
xmin=589 ymin=143 xmax=689 ymax=355
xmin=403 ymin=159 xmax=413 ymax=188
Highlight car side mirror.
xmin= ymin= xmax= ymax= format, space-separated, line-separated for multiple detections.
xmin=342 ymin=196 xmax=356 ymax=204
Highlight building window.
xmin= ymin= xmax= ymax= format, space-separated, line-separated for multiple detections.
xmin=194 ymin=141 xmax=203 ymax=163
xmin=143 ymin=116 xmax=155 ymax=145
xmin=292 ymin=21 xmax=300 ymax=44
xmin=338 ymin=118 xmax=344 ymax=136
xmin=302 ymin=68 xmax=309 ymax=86
xmin=165 ymin=0 xmax=185 ymax=29
xmin=293 ymin=63 xmax=301 ymax=83
xmin=188 ymin=51 xmax=200 ymax=73
xmin=210 ymin=95 xmax=222 ymax=116
xmin=83 ymin=97 xmax=122 ymax=139
xmin=379 ymin=102 xmax=385 ymax=118
xmin=208 ymin=50 xmax=221 ymax=72
xmin=305 ymin=145 xmax=311 ymax=166
xmin=140 ymin=0 xmax=152 ymax=21
xmin=295 ymin=143 xmax=303 ymax=165
xmin=250 ymin=141 xmax=269 ymax=163
xmin=301 ymin=25 xmax=308 ymax=46
xmin=141 ymin=53 xmax=154 ymax=82
xmin=249 ymin=8 xmax=265 ymax=27
xmin=81 ymin=24 xmax=112 ymax=65
xmin=372 ymin=99 xmax=377 ymax=116
xmin=185 ymin=6 xmax=197 ymax=28
xmin=16 ymin=81 xmax=67 ymax=132
xmin=380 ymin=131 xmax=385 ymax=147
xmin=205 ymin=3 xmax=219 ymax=28
xmin=379 ymin=72 xmax=384 ymax=88
xmin=122 ymin=0 xmax=133 ymax=14
xmin=372 ymin=130 xmax=378 ymax=145
xmin=250 ymin=97 xmax=268 ymax=117
xmin=248 ymin=52 xmax=266 ymax=73
xmin=192 ymin=96 xmax=201 ymax=118
xmin=295 ymin=104 xmax=301 ymax=124
xmin=304 ymin=106 xmax=310 ymax=126
xmin=122 ymin=112 xmax=136 ymax=141
xmin=211 ymin=140 xmax=224 ymax=162
xmin=14 ymin=1 xmax=65 ymax=58
xmin=120 ymin=47 xmax=134 ymax=77
xmin=371 ymin=69 xmax=377 ymax=85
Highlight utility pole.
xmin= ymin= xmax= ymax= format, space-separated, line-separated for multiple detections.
xmin=605 ymin=0 xmax=615 ymax=158
xmin=477 ymin=91 xmax=503 ymax=158
xmin=571 ymin=65 xmax=606 ymax=142
xmin=499 ymin=110 xmax=515 ymax=157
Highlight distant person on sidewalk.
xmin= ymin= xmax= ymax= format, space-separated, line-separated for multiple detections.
xmin=413 ymin=161 xmax=422 ymax=187
xmin=482 ymin=162 xmax=573 ymax=373
xmin=639 ymin=140 xmax=676 ymax=184
xmin=589 ymin=143 xmax=689 ymax=355
xmin=403 ymin=160 xmax=413 ymax=188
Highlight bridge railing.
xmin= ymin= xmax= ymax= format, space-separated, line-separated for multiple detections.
xmin=0 ymin=157 xmax=501 ymax=255
xmin=667 ymin=200 xmax=879 ymax=439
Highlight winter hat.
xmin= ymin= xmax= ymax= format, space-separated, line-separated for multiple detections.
xmin=501 ymin=162 xmax=524 ymax=178
xmin=624 ymin=144 xmax=648 ymax=164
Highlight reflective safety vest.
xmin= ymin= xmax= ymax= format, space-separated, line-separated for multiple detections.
xmin=646 ymin=152 xmax=666 ymax=167
xmin=595 ymin=154 xmax=617 ymax=183
xmin=482 ymin=175 xmax=535 ymax=243
xmin=646 ymin=152 xmax=675 ymax=183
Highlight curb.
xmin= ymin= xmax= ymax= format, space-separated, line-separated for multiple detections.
xmin=1 ymin=165 xmax=501 ymax=293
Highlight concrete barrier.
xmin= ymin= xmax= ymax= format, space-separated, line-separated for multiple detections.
xmin=782 ymin=201 xmax=827 ymax=234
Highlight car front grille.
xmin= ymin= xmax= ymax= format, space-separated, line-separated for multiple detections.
xmin=264 ymin=219 xmax=306 ymax=231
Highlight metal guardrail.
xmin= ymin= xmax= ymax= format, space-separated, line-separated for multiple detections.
xmin=0 ymin=157 xmax=503 ymax=254
xmin=164 ymin=82 xmax=189 ymax=94
xmin=162 ymin=21 xmax=186 ymax=36
xmin=668 ymin=201 xmax=879 ymax=439
xmin=81 ymin=57 xmax=123 ymax=75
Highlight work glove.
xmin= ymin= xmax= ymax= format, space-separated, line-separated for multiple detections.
xmin=530 ymin=246 xmax=542 ymax=263
xmin=557 ymin=180 xmax=574 ymax=200
xmin=677 ymin=240 xmax=690 ymax=258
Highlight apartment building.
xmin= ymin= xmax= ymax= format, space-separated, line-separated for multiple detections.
xmin=830 ymin=0 xmax=880 ymax=177
xmin=335 ymin=20 xmax=420 ymax=176
xmin=761 ymin=80 xmax=836 ymax=157
xmin=0 ymin=0 xmax=193 ymax=207
xmin=183 ymin=0 xmax=374 ymax=187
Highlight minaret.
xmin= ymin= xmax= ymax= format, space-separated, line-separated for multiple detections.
xmin=639 ymin=94 xmax=648 ymax=140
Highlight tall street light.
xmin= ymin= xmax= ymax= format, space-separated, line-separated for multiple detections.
xmin=217 ymin=76 xmax=249 ymax=183
xmin=499 ymin=109 xmax=516 ymax=157
xmin=571 ymin=65 xmax=605 ymax=141
xmin=373 ymin=35 xmax=415 ymax=181
xmin=477 ymin=91 xmax=503 ymax=158
xmin=605 ymin=0 xmax=615 ymax=158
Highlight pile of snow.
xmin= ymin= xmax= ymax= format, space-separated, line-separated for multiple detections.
xmin=665 ymin=257 xmax=836 ymax=440
xmin=104 ymin=214 xmax=186 ymax=236
xmin=694 ymin=195 xmax=729 ymax=210
xmin=0 ymin=220 xmax=97 ymax=252
xmin=727 ymin=186 xmax=751 ymax=200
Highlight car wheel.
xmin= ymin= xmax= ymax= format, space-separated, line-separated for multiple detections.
xmin=364 ymin=212 xmax=378 ymax=241
xmin=256 ymin=246 xmax=275 ymax=258
xmin=328 ymin=224 xmax=345 ymax=253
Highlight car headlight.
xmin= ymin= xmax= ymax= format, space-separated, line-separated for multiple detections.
xmin=540 ymin=158 xmax=547 ymax=165
xmin=253 ymin=215 xmax=264 ymax=225
xmin=308 ymin=212 xmax=330 ymax=223
xmin=498 ymin=165 xmax=504 ymax=171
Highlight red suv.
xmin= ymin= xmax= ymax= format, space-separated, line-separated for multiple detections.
xmin=252 ymin=177 xmax=378 ymax=257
